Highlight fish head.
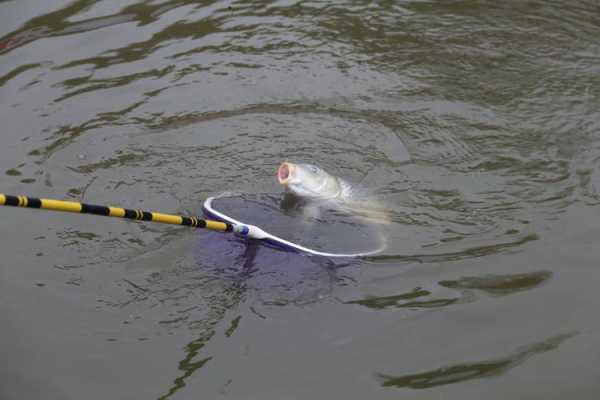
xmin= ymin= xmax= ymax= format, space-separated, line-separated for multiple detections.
xmin=277 ymin=162 xmax=341 ymax=200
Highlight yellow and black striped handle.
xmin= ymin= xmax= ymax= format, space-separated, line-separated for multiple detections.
xmin=0 ymin=194 xmax=234 ymax=232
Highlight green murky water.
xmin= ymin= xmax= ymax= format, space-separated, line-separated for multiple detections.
xmin=1 ymin=1 xmax=600 ymax=398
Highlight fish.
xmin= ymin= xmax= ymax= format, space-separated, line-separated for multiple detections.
xmin=193 ymin=163 xmax=386 ymax=285
xmin=277 ymin=161 xmax=391 ymax=224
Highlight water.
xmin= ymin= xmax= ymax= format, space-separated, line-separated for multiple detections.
xmin=1 ymin=1 xmax=599 ymax=398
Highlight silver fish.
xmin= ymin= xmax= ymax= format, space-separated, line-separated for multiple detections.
xmin=277 ymin=162 xmax=390 ymax=224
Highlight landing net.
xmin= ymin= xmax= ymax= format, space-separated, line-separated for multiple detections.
xmin=202 ymin=193 xmax=385 ymax=258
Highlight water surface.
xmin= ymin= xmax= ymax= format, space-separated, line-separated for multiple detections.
xmin=1 ymin=1 xmax=599 ymax=399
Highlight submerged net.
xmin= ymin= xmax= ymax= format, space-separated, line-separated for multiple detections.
xmin=203 ymin=193 xmax=384 ymax=256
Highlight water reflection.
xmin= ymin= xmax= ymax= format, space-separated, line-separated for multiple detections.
xmin=347 ymin=270 xmax=551 ymax=310
xmin=155 ymin=233 xmax=348 ymax=398
xmin=345 ymin=287 xmax=461 ymax=310
xmin=194 ymin=229 xmax=346 ymax=305
xmin=0 ymin=0 xmax=208 ymax=56
xmin=439 ymin=270 xmax=552 ymax=296
xmin=377 ymin=333 xmax=575 ymax=389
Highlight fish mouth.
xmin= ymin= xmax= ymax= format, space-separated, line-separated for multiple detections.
xmin=277 ymin=162 xmax=295 ymax=185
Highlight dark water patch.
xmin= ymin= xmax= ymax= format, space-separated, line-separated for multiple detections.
xmin=5 ymin=168 xmax=21 ymax=176
xmin=345 ymin=287 xmax=461 ymax=311
xmin=159 ymin=329 xmax=215 ymax=400
xmin=439 ymin=270 xmax=552 ymax=296
xmin=377 ymin=332 xmax=576 ymax=390
xmin=0 ymin=62 xmax=44 ymax=86
xmin=224 ymin=315 xmax=241 ymax=338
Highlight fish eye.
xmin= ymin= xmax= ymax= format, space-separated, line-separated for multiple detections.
xmin=307 ymin=165 xmax=320 ymax=173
